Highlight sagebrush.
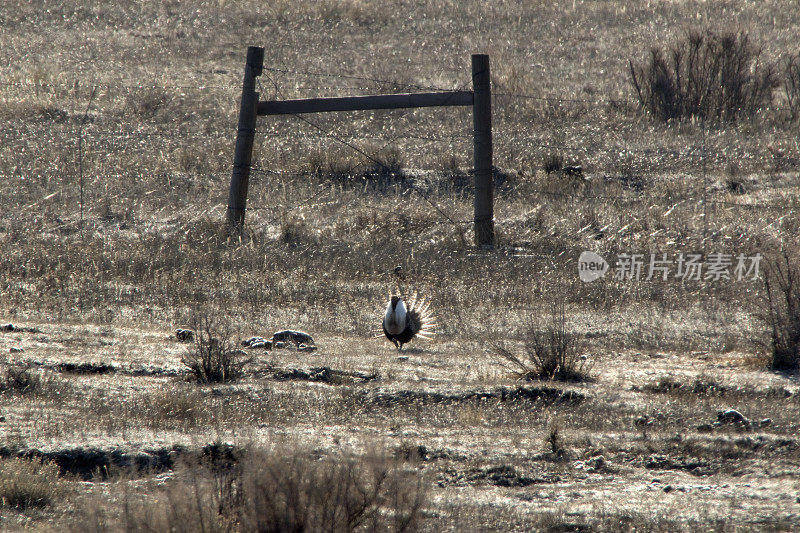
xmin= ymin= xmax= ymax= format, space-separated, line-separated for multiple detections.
xmin=763 ymin=251 xmax=800 ymax=371
xmin=0 ymin=457 xmax=64 ymax=510
xmin=629 ymin=28 xmax=779 ymax=122
xmin=0 ymin=364 xmax=40 ymax=395
xmin=84 ymin=448 xmax=426 ymax=533
xmin=181 ymin=316 xmax=251 ymax=383
xmin=783 ymin=50 xmax=800 ymax=121
xmin=494 ymin=301 xmax=590 ymax=382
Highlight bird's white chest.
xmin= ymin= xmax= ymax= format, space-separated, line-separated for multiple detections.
xmin=384 ymin=300 xmax=407 ymax=335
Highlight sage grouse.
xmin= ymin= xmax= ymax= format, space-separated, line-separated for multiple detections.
xmin=382 ymin=293 xmax=435 ymax=350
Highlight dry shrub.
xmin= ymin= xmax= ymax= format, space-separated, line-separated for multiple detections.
xmin=304 ymin=145 xmax=410 ymax=193
xmin=305 ymin=148 xmax=359 ymax=180
xmin=357 ymin=147 xmax=411 ymax=192
xmin=279 ymin=215 xmax=316 ymax=247
xmin=629 ymin=28 xmax=779 ymax=123
xmin=542 ymin=152 xmax=564 ymax=174
xmin=0 ymin=365 xmax=73 ymax=405
xmin=494 ymin=301 xmax=591 ymax=382
xmin=0 ymin=457 xmax=64 ymax=510
xmin=763 ymin=251 xmax=800 ymax=371
xmin=544 ymin=422 xmax=568 ymax=460
xmin=0 ymin=364 xmax=40 ymax=394
xmin=783 ymin=50 xmax=800 ymax=122
xmin=86 ymin=448 xmax=426 ymax=533
xmin=181 ymin=315 xmax=251 ymax=383
xmin=434 ymin=155 xmax=472 ymax=197
xmin=238 ymin=450 xmax=425 ymax=532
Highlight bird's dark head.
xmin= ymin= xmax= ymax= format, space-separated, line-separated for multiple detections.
xmin=390 ymin=295 xmax=402 ymax=309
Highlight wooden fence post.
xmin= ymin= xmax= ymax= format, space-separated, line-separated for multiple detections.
xmin=227 ymin=46 xmax=264 ymax=233
xmin=472 ymin=54 xmax=494 ymax=248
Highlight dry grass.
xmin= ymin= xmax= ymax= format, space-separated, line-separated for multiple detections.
xmin=1 ymin=0 xmax=799 ymax=530
xmin=0 ymin=457 xmax=65 ymax=511
xmin=81 ymin=447 xmax=425 ymax=533
xmin=1 ymin=321 xmax=799 ymax=530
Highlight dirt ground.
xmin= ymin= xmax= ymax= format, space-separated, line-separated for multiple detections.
xmin=1 ymin=320 xmax=798 ymax=531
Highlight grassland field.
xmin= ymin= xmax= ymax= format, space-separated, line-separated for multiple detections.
xmin=0 ymin=1 xmax=799 ymax=531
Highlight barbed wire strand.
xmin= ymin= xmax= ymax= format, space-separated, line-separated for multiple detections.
xmin=0 ymin=80 xmax=242 ymax=91
xmin=2 ymin=70 xmax=797 ymax=113
xmin=262 ymin=66 xmax=462 ymax=94
xmin=3 ymin=160 xmax=795 ymax=214
xmin=4 ymin=114 xmax=796 ymax=163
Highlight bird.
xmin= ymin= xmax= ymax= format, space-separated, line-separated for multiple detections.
xmin=382 ymin=291 xmax=435 ymax=350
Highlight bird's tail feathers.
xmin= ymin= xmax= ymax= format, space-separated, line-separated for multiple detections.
xmin=403 ymin=291 xmax=436 ymax=337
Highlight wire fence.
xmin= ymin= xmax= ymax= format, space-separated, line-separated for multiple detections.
xmin=1 ymin=64 xmax=798 ymax=241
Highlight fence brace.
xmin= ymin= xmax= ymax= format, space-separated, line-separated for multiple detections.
xmin=227 ymin=47 xmax=494 ymax=247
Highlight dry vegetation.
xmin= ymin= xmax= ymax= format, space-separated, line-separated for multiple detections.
xmin=629 ymin=29 xmax=780 ymax=123
xmin=1 ymin=0 xmax=800 ymax=531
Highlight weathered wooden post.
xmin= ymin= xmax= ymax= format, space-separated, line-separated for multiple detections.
xmin=471 ymin=54 xmax=494 ymax=248
xmin=227 ymin=46 xmax=264 ymax=233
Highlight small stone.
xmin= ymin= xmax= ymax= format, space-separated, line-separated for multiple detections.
xmin=717 ymin=408 xmax=745 ymax=423
xmin=664 ymin=485 xmax=674 ymax=493
xmin=274 ymin=341 xmax=285 ymax=349
xmin=272 ymin=330 xmax=314 ymax=346
xmin=586 ymin=455 xmax=605 ymax=471
xmin=0 ymin=416 xmax=5 ymax=422
xmin=298 ymin=343 xmax=317 ymax=352
xmin=759 ymin=418 xmax=772 ymax=428
xmin=242 ymin=336 xmax=267 ymax=347
xmin=9 ymin=347 xmax=23 ymax=353
xmin=717 ymin=409 xmax=750 ymax=428
xmin=397 ymin=355 xmax=409 ymax=362
xmin=175 ymin=329 xmax=194 ymax=342
xmin=1 ymin=324 xmax=14 ymax=332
